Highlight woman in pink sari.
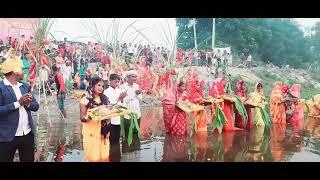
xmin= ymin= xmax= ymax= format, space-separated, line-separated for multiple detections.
xmin=162 ymin=80 xmax=188 ymax=135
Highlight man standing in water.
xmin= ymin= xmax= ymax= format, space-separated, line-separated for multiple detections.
xmin=104 ymin=73 xmax=127 ymax=161
xmin=0 ymin=58 xmax=39 ymax=162
xmin=121 ymin=70 xmax=142 ymax=135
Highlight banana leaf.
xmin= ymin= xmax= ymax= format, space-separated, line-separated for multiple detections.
xmin=211 ymin=103 xmax=227 ymax=134
xmin=225 ymin=82 xmax=232 ymax=94
xmin=213 ymin=135 xmax=225 ymax=161
xmin=192 ymin=112 xmax=199 ymax=134
xmin=132 ymin=113 xmax=141 ymax=140
xmin=305 ymin=103 xmax=310 ymax=116
xmin=120 ymin=115 xmax=125 ymax=138
xmin=234 ymin=95 xmax=248 ymax=122
xmin=259 ymin=107 xmax=272 ymax=128
xmin=127 ymin=116 xmax=134 ymax=146
xmin=127 ymin=113 xmax=141 ymax=146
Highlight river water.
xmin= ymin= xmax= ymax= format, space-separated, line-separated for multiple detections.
xmin=27 ymin=97 xmax=320 ymax=162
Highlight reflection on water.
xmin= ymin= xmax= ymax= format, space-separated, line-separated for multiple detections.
xmin=33 ymin=103 xmax=320 ymax=162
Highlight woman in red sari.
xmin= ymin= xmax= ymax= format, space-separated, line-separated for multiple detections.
xmin=209 ymin=79 xmax=242 ymax=131
xmin=140 ymin=66 xmax=153 ymax=93
xmin=176 ymin=48 xmax=184 ymax=65
xmin=234 ymin=80 xmax=253 ymax=129
xmin=162 ymin=80 xmax=188 ymax=135
xmin=189 ymin=80 xmax=207 ymax=133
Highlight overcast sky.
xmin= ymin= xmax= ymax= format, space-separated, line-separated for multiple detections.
xmin=50 ymin=18 xmax=177 ymax=47
xmin=49 ymin=18 xmax=320 ymax=45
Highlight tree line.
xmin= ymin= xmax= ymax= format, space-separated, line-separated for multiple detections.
xmin=176 ymin=18 xmax=320 ymax=69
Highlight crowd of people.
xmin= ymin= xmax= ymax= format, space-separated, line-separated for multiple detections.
xmin=0 ymin=34 xmax=319 ymax=162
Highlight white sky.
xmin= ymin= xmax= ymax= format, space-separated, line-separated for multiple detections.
xmin=49 ymin=18 xmax=320 ymax=46
xmin=50 ymin=18 xmax=177 ymax=48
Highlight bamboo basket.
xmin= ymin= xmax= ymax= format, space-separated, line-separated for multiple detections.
xmin=244 ymin=100 xmax=259 ymax=107
xmin=222 ymin=95 xmax=236 ymax=102
xmin=198 ymin=97 xmax=224 ymax=106
xmin=176 ymin=100 xmax=204 ymax=113
xmin=87 ymin=107 xmax=132 ymax=121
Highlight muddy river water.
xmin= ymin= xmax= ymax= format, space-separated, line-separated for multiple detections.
xmin=25 ymin=97 xmax=320 ymax=162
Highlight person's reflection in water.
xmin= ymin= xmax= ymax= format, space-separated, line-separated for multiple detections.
xmin=304 ymin=117 xmax=320 ymax=139
xmin=121 ymin=121 xmax=141 ymax=155
xmin=54 ymin=118 xmax=67 ymax=162
xmin=246 ymin=127 xmax=265 ymax=162
xmin=191 ymin=132 xmax=208 ymax=162
xmin=162 ymin=135 xmax=188 ymax=162
xmin=270 ymin=124 xmax=287 ymax=161
xmin=110 ymin=143 xmax=121 ymax=162
xmin=230 ymin=130 xmax=253 ymax=162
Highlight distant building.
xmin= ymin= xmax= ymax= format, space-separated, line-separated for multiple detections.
xmin=0 ymin=18 xmax=33 ymax=41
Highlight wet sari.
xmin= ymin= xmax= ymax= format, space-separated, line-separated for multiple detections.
xmin=270 ymin=124 xmax=286 ymax=161
xmin=189 ymin=80 xmax=207 ymax=133
xmin=234 ymin=80 xmax=253 ymax=129
xmin=209 ymin=79 xmax=240 ymax=131
xmin=270 ymin=81 xmax=286 ymax=124
xmin=162 ymin=135 xmax=188 ymax=162
xmin=307 ymin=94 xmax=320 ymax=117
xmin=250 ymin=83 xmax=267 ymax=127
xmin=139 ymin=66 xmax=153 ymax=93
xmin=80 ymin=94 xmax=110 ymax=162
xmin=162 ymin=83 xmax=188 ymax=135
xmin=286 ymin=84 xmax=304 ymax=134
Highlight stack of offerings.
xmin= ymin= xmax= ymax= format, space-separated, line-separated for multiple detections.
xmin=176 ymin=99 xmax=205 ymax=113
xmin=86 ymin=105 xmax=131 ymax=121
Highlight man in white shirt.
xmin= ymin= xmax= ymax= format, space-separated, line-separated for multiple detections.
xmin=120 ymin=70 xmax=142 ymax=135
xmin=127 ymin=43 xmax=134 ymax=57
xmin=104 ymin=73 xmax=127 ymax=161
xmin=103 ymin=73 xmax=127 ymax=145
xmin=0 ymin=58 xmax=39 ymax=162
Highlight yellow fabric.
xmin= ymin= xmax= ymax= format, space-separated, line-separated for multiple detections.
xmin=308 ymin=94 xmax=320 ymax=117
xmin=250 ymin=84 xmax=267 ymax=127
xmin=0 ymin=57 xmax=23 ymax=74
xmin=82 ymin=120 xmax=110 ymax=162
xmin=80 ymin=96 xmax=89 ymax=106
xmin=80 ymin=95 xmax=110 ymax=162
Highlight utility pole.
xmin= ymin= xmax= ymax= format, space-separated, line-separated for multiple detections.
xmin=212 ymin=18 xmax=215 ymax=49
xmin=193 ymin=18 xmax=197 ymax=50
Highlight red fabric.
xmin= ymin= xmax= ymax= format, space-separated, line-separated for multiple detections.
xmin=176 ymin=49 xmax=184 ymax=65
xmin=162 ymin=84 xmax=188 ymax=135
xmin=40 ymin=53 xmax=50 ymax=67
xmin=59 ymin=48 xmax=65 ymax=57
xmin=162 ymin=135 xmax=187 ymax=162
xmin=158 ymin=71 xmax=171 ymax=90
xmin=287 ymin=84 xmax=304 ymax=133
xmin=29 ymin=59 xmax=37 ymax=87
xmin=146 ymin=48 xmax=150 ymax=58
xmin=140 ymin=67 xmax=153 ymax=92
xmin=103 ymin=55 xmax=111 ymax=65
xmin=56 ymin=72 xmax=67 ymax=93
xmin=191 ymin=133 xmax=208 ymax=161
xmin=234 ymin=80 xmax=253 ymax=129
xmin=139 ymin=56 xmax=147 ymax=67
xmin=210 ymin=79 xmax=242 ymax=131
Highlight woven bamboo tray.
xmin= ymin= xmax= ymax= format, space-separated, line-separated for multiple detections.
xmin=176 ymin=101 xmax=204 ymax=113
xmin=87 ymin=107 xmax=132 ymax=121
